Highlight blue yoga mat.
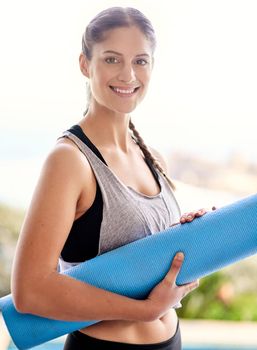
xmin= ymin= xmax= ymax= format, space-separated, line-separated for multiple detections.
xmin=1 ymin=193 xmax=257 ymax=350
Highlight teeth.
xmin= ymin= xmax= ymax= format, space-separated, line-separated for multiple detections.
xmin=111 ymin=87 xmax=136 ymax=94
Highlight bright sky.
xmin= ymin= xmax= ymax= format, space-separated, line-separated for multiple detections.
xmin=0 ymin=0 xmax=257 ymax=208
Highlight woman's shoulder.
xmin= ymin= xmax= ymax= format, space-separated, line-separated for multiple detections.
xmin=40 ymin=137 xmax=92 ymax=188
xmin=49 ymin=136 xmax=90 ymax=167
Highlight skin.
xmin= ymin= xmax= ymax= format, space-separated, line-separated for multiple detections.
xmin=11 ymin=25 xmax=214 ymax=345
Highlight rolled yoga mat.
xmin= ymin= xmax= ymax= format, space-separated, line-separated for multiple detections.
xmin=1 ymin=193 xmax=257 ymax=349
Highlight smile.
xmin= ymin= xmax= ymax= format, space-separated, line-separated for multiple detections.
xmin=109 ymin=86 xmax=140 ymax=96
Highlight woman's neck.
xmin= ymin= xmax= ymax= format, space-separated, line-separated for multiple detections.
xmin=78 ymin=105 xmax=134 ymax=153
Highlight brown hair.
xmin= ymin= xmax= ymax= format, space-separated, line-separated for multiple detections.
xmin=82 ymin=7 xmax=156 ymax=59
xmin=129 ymin=120 xmax=176 ymax=190
xmin=82 ymin=7 xmax=175 ymax=190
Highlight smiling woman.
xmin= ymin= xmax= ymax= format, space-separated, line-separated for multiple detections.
xmin=9 ymin=6 xmax=204 ymax=350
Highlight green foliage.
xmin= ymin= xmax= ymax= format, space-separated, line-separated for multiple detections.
xmin=0 ymin=203 xmax=25 ymax=297
xmin=177 ymin=271 xmax=257 ymax=321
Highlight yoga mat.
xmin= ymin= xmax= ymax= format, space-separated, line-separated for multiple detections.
xmin=0 ymin=193 xmax=257 ymax=349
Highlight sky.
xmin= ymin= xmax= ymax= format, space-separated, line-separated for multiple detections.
xmin=0 ymin=0 xmax=257 ymax=208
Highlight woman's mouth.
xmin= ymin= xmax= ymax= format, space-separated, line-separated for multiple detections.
xmin=109 ymin=86 xmax=140 ymax=97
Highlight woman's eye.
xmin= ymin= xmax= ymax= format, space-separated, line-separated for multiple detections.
xmin=136 ymin=59 xmax=148 ymax=66
xmin=105 ymin=57 xmax=119 ymax=64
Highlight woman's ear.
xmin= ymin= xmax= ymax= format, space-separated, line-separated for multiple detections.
xmin=79 ymin=53 xmax=90 ymax=78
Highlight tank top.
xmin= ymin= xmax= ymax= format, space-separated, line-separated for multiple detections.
xmin=57 ymin=125 xmax=181 ymax=272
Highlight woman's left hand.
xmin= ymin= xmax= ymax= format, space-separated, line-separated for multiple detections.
xmin=170 ymin=207 xmax=216 ymax=227
xmin=180 ymin=206 xmax=216 ymax=224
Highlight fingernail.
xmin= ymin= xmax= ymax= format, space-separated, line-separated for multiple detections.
xmin=176 ymin=252 xmax=184 ymax=260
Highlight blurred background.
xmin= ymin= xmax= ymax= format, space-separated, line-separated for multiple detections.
xmin=0 ymin=0 xmax=257 ymax=348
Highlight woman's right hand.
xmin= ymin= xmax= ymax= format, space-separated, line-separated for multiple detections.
xmin=145 ymin=252 xmax=199 ymax=321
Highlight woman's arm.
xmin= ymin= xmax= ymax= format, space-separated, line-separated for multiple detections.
xmin=11 ymin=142 xmax=149 ymax=322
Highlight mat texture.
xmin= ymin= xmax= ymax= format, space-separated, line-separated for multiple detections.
xmin=0 ymin=193 xmax=257 ymax=349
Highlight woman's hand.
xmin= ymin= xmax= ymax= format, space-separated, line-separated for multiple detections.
xmin=144 ymin=253 xmax=199 ymax=321
xmin=144 ymin=206 xmax=217 ymax=321
xmin=180 ymin=208 xmax=206 ymax=223
xmin=170 ymin=207 xmax=217 ymax=228
xmin=180 ymin=206 xmax=217 ymax=224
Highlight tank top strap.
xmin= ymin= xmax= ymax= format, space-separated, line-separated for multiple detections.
xmin=67 ymin=125 xmax=108 ymax=165
xmin=58 ymin=128 xmax=118 ymax=206
xmin=57 ymin=129 xmax=109 ymax=169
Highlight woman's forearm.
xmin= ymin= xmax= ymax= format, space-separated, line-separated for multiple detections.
xmin=13 ymin=272 xmax=150 ymax=322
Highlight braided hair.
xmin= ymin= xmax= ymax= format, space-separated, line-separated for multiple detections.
xmin=129 ymin=119 xmax=176 ymax=190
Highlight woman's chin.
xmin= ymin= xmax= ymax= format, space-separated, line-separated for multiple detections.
xmin=107 ymin=104 xmax=138 ymax=115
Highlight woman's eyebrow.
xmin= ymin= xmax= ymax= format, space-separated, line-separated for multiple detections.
xmin=102 ymin=50 xmax=150 ymax=58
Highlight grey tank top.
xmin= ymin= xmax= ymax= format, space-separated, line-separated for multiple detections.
xmin=58 ymin=130 xmax=181 ymax=272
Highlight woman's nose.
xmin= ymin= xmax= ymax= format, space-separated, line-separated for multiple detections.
xmin=117 ymin=64 xmax=136 ymax=83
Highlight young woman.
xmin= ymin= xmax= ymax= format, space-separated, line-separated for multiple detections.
xmin=11 ymin=7 xmax=207 ymax=350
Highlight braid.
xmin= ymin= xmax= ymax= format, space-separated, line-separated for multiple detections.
xmin=129 ymin=119 xmax=176 ymax=190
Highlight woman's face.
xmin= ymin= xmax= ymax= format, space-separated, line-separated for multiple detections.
xmin=80 ymin=26 xmax=154 ymax=114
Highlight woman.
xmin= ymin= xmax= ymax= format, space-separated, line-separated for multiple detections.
xmin=12 ymin=7 xmax=206 ymax=350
